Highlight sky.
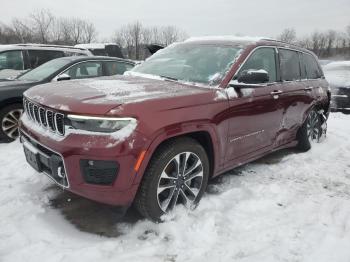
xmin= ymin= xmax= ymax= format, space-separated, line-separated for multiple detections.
xmin=1 ymin=0 xmax=349 ymax=40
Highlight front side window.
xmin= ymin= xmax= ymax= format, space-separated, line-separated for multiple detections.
xmin=237 ymin=47 xmax=277 ymax=83
xmin=28 ymin=50 xmax=64 ymax=68
xmin=105 ymin=61 xmax=134 ymax=76
xmin=279 ymin=49 xmax=301 ymax=81
xmin=64 ymin=61 xmax=102 ymax=79
xmin=0 ymin=50 xmax=24 ymax=71
xmin=130 ymin=43 xmax=242 ymax=85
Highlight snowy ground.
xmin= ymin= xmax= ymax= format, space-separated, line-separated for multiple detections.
xmin=1 ymin=113 xmax=350 ymax=262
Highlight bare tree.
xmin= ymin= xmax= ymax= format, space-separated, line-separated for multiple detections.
xmin=278 ymin=28 xmax=297 ymax=43
xmin=30 ymin=9 xmax=55 ymax=43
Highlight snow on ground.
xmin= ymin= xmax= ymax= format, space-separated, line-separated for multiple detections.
xmin=1 ymin=113 xmax=350 ymax=262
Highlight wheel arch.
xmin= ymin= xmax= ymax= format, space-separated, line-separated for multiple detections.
xmin=133 ymin=124 xmax=220 ymax=185
xmin=0 ymin=97 xmax=23 ymax=111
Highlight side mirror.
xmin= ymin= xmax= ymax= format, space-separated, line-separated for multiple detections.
xmin=56 ymin=73 xmax=71 ymax=82
xmin=236 ymin=69 xmax=269 ymax=84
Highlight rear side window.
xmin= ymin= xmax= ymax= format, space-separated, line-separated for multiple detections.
xmin=0 ymin=50 xmax=24 ymax=70
xmin=64 ymin=61 xmax=103 ymax=79
xmin=279 ymin=49 xmax=301 ymax=81
xmin=28 ymin=50 xmax=64 ymax=68
xmin=104 ymin=61 xmax=134 ymax=76
xmin=301 ymin=53 xmax=322 ymax=79
xmin=238 ymin=47 xmax=277 ymax=82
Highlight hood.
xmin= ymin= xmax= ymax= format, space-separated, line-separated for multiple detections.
xmin=24 ymin=75 xmax=212 ymax=115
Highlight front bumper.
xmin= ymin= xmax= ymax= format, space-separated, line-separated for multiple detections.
xmin=19 ymin=119 xmax=147 ymax=207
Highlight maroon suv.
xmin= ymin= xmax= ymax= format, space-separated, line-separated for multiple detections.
xmin=20 ymin=37 xmax=331 ymax=221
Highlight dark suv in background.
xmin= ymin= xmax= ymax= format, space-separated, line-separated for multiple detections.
xmin=0 ymin=56 xmax=135 ymax=141
xmin=0 ymin=44 xmax=91 ymax=80
xmin=20 ymin=37 xmax=331 ymax=221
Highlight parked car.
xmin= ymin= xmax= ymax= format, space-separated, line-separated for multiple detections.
xmin=0 ymin=56 xmax=135 ymax=141
xmin=19 ymin=37 xmax=330 ymax=221
xmin=0 ymin=44 xmax=91 ymax=80
xmin=74 ymin=43 xmax=124 ymax=58
xmin=323 ymin=61 xmax=350 ymax=112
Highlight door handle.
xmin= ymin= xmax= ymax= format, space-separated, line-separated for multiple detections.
xmin=304 ymin=86 xmax=313 ymax=91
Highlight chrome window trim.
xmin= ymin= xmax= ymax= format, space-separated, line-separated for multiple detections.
xmin=51 ymin=59 xmax=135 ymax=82
xmin=229 ymin=45 xmax=325 ymax=88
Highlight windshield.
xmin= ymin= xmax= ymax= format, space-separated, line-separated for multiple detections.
xmin=18 ymin=59 xmax=69 ymax=82
xmin=130 ymin=43 xmax=242 ymax=85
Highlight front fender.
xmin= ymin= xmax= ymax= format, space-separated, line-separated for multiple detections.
xmin=132 ymin=121 xmax=222 ymax=185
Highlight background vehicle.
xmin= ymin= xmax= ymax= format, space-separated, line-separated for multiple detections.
xmin=0 ymin=44 xmax=91 ymax=80
xmin=0 ymin=56 xmax=135 ymax=141
xmin=20 ymin=37 xmax=330 ymax=221
xmin=323 ymin=61 xmax=350 ymax=112
xmin=74 ymin=43 xmax=124 ymax=58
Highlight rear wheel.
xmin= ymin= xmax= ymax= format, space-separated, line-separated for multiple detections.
xmin=134 ymin=137 xmax=209 ymax=222
xmin=297 ymin=109 xmax=322 ymax=151
xmin=0 ymin=104 xmax=23 ymax=142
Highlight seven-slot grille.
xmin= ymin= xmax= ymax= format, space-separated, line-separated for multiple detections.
xmin=23 ymin=98 xmax=65 ymax=136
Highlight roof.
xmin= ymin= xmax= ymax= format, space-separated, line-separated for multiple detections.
xmin=184 ymin=35 xmax=314 ymax=55
xmin=74 ymin=43 xmax=120 ymax=49
xmin=54 ymin=55 xmax=136 ymax=64
xmin=0 ymin=44 xmax=90 ymax=54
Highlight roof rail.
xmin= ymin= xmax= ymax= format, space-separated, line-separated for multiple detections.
xmin=13 ymin=43 xmax=87 ymax=51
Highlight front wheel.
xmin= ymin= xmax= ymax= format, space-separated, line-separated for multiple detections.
xmin=0 ymin=104 xmax=23 ymax=142
xmin=134 ymin=137 xmax=210 ymax=222
xmin=297 ymin=109 xmax=322 ymax=152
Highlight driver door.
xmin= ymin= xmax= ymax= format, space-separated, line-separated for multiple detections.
xmin=224 ymin=47 xmax=284 ymax=164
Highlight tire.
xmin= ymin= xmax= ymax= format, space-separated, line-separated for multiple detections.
xmin=297 ymin=108 xmax=322 ymax=152
xmin=0 ymin=104 xmax=23 ymax=142
xmin=134 ymin=137 xmax=210 ymax=222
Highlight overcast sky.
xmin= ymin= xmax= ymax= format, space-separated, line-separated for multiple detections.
xmin=1 ymin=0 xmax=349 ymax=40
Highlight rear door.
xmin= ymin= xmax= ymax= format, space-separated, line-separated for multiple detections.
xmin=225 ymin=47 xmax=285 ymax=163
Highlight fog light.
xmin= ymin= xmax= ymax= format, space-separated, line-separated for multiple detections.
xmin=80 ymin=159 xmax=119 ymax=185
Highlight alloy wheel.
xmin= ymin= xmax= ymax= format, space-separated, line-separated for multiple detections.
xmin=157 ymin=151 xmax=204 ymax=213
xmin=1 ymin=109 xmax=23 ymax=140
xmin=306 ymin=110 xmax=320 ymax=143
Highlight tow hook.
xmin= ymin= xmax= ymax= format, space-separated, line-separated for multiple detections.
xmin=318 ymin=109 xmax=327 ymax=142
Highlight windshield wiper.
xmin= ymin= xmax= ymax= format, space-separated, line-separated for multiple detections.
xmin=160 ymin=75 xmax=179 ymax=82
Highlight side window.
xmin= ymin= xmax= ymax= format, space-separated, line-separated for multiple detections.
xmin=64 ymin=61 xmax=103 ymax=79
xmin=279 ymin=49 xmax=301 ymax=81
xmin=0 ymin=50 xmax=24 ymax=70
xmin=301 ymin=53 xmax=322 ymax=79
xmin=28 ymin=50 xmax=64 ymax=68
xmin=238 ymin=47 xmax=277 ymax=83
xmin=299 ymin=52 xmax=307 ymax=79
xmin=64 ymin=51 xmax=86 ymax=57
xmin=104 ymin=61 xmax=134 ymax=76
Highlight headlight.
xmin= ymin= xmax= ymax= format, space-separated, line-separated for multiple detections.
xmin=67 ymin=115 xmax=136 ymax=133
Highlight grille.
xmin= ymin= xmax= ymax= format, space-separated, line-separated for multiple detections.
xmin=23 ymin=98 xmax=65 ymax=136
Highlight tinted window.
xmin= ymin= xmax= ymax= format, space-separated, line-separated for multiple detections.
xmin=28 ymin=50 xmax=64 ymax=68
xmin=64 ymin=61 xmax=102 ymax=79
xmin=238 ymin=47 xmax=277 ymax=82
xmin=279 ymin=49 xmax=301 ymax=81
xmin=105 ymin=61 xmax=134 ymax=76
xmin=301 ymin=53 xmax=322 ymax=79
xmin=0 ymin=50 xmax=24 ymax=70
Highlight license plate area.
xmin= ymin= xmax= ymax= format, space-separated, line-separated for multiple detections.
xmin=21 ymin=134 xmax=69 ymax=188
xmin=23 ymin=142 xmax=42 ymax=172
